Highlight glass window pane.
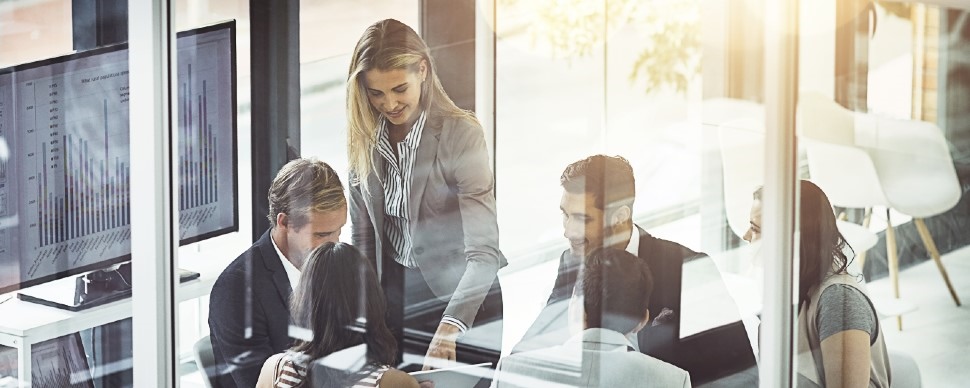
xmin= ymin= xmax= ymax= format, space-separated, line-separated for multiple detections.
xmin=798 ymin=1 xmax=970 ymax=387
xmin=0 ymin=1 xmax=136 ymax=386
xmin=494 ymin=1 xmax=762 ymax=386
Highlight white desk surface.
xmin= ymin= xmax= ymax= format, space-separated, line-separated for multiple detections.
xmin=0 ymin=251 xmax=234 ymax=345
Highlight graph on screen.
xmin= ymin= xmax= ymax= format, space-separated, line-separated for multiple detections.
xmin=0 ymin=21 xmax=237 ymax=293
xmin=175 ymin=25 xmax=237 ymax=244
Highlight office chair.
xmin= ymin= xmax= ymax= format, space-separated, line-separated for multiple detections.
xmin=192 ymin=335 xmax=222 ymax=388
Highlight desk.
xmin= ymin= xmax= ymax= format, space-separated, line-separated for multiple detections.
xmin=0 ymin=252 xmax=232 ymax=387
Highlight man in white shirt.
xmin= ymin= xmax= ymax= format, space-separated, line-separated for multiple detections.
xmin=209 ymin=158 xmax=347 ymax=388
xmin=494 ymin=248 xmax=690 ymax=388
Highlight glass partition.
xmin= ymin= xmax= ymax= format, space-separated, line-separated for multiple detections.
xmin=797 ymin=1 xmax=970 ymax=387
xmin=493 ymin=0 xmax=765 ymax=386
xmin=0 ymin=1 xmax=136 ymax=386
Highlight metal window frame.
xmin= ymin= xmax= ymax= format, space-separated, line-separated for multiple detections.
xmin=129 ymin=0 xmax=178 ymax=386
xmin=760 ymin=0 xmax=799 ymax=387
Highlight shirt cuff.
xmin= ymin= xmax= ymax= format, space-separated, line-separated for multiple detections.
xmin=440 ymin=315 xmax=468 ymax=336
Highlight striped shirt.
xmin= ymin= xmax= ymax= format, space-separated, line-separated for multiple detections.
xmin=376 ymin=111 xmax=427 ymax=269
xmin=375 ymin=111 xmax=468 ymax=335
xmin=273 ymin=352 xmax=307 ymax=388
xmin=273 ymin=352 xmax=391 ymax=388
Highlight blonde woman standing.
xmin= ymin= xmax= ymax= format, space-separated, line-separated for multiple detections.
xmin=346 ymin=19 xmax=505 ymax=373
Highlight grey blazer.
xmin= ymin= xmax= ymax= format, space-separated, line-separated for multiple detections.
xmin=349 ymin=113 xmax=507 ymax=328
xmin=493 ymin=329 xmax=692 ymax=388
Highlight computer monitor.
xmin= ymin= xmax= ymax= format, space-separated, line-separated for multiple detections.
xmin=0 ymin=21 xmax=238 ymax=296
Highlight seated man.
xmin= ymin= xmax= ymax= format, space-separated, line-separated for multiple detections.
xmin=494 ymin=248 xmax=690 ymax=387
xmin=512 ymin=155 xmax=755 ymax=384
xmin=209 ymin=158 xmax=348 ymax=387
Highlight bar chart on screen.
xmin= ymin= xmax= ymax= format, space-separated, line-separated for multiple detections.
xmin=13 ymin=52 xmax=133 ymax=280
xmin=175 ymin=31 xmax=236 ymax=242
xmin=0 ymin=22 xmax=237 ymax=293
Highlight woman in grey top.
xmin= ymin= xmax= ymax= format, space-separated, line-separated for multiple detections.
xmin=745 ymin=180 xmax=891 ymax=387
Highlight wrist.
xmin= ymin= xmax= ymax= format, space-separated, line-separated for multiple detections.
xmin=436 ymin=322 xmax=461 ymax=340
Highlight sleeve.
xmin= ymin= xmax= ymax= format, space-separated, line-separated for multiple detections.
xmin=208 ymin=267 xmax=277 ymax=388
xmin=440 ymin=119 xmax=503 ymax=328
xmin=816 ymin=284 xmax=878 ymax=342
xmin=349 ymin=176 xmax=378 ymax=269
xmin=441 ymin=314 xmax=469 ymax=334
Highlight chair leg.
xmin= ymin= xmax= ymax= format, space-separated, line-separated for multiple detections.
xmin=857 ymin=208 xmax=873 ymax=275
xmin=885 ymin=209 xmax=903 ymax=330
xmin=913 ymin=218 xmax=962 ymax=307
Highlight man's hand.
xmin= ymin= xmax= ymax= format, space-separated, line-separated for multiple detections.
xmin=422 ymin=323 xmax=460 ymax=371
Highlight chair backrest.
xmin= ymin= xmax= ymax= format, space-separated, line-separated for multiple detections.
xmin=865 ymin=116 xmax=962 ymax=217
xmin=193 ymin=335 xmax=222 ymax=388
xmin=796 ymin=92 xmax=863 ymax=147
xmin=797 ymin=93 xmax=889 ymax=209
xmin=717 ymin=117 xmax=766 ymax=239
xmin=704 ymin=97 xmax=766 ymax=240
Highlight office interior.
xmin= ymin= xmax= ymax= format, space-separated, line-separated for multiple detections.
xmin=0 ymin=0 xmax=968 ymax=387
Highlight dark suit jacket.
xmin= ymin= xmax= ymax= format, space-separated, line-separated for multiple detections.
xmin=512 ymin=226 xmax=756 ymax=384
xmin=209 ymin=230 xmax=294 ymax=388
xmin=349 ymin=114 xmax=507 ymax=328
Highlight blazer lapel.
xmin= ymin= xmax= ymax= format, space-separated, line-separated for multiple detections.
xmin=369 ymin=147 xmax=387 ymax=229
xmin=256 ymin=230 xmax=293 ymax=306
xmin=366 ymin=148 xmax=387 ymax=275
xmin=408 ymin=120 xmax=441 ymax=220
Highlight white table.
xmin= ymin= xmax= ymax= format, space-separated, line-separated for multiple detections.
xmin=0 ymin=252 xmax=231 ymax=387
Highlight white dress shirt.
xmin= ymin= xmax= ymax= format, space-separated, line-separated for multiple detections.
xmin=271 ymin=234 xmax=301 ymax=290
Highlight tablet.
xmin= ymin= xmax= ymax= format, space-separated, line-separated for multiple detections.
xmin=409 ymin=362 xmax=493 ymax=387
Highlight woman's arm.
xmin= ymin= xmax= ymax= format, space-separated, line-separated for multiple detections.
xmin=422 ymin=118 xmax=503 ymax=368
xmin=820 ymin=329 xmax=871 ymax=388
xmin=440 ymin=118 xmax=503 ymax=327
xmin=255 ymin=353 xmax=283 ymax=388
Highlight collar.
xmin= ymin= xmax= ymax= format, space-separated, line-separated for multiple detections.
xmin=270 ymin=233 xmax=301 ymax=290
xmin=566 ymin=328 xmax=636 ymax=351
xmin=378 ymin=110 xmax=427 ymax=150
xmin=625 ymin=224 xmax=640 ymax=256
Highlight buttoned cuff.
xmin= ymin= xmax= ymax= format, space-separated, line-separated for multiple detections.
xmin=441 ymin=315 xmax=468 ymax=336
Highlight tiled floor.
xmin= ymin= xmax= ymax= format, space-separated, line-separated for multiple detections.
xmin=867 ymin=244 xmax=970 ymax=388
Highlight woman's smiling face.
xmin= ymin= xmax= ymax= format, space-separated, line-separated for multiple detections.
xmin=362 ymin=61 xmax=427 ymax=127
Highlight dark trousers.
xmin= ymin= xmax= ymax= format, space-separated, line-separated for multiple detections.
xmin=381 ymin=258 xmax=503 ymax=370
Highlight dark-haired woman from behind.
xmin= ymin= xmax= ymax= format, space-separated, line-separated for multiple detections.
xmin=744 ymin=180 xmax=891 ymax=387
xmin=256 ymin=242 xmax=420 ymax=388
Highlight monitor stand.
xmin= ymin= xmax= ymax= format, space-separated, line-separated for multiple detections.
xmin=17 ymin=263 xmax=201 ymax=311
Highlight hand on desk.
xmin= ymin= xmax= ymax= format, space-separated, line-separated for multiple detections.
xmin=422 ymin=322 xmax=459 ymax=371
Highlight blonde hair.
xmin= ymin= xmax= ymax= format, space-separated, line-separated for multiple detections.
xmin=267 ymin=158 xmax=346 ymax=230
xmin=346 ymin=18 xmax=476 ymax=187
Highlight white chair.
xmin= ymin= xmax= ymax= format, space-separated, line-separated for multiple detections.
xmin=193 ymin=335 xmax=223 ymax=388
xmin=798 ymin=92 xmax=962 ymax=329
xmin=715 ymin=114 xmax=877 ymax=255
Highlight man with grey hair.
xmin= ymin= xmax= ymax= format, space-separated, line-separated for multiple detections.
xmin=209 ymin=158 xmax=347 ymax=388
